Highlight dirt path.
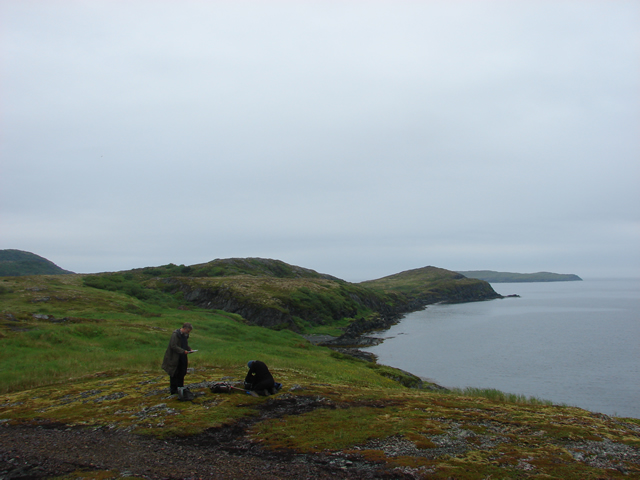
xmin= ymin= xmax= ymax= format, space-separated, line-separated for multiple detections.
xmin=0 ymin=421 xmax=407 ymax=479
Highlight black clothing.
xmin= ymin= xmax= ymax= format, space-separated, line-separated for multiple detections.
xmin=170 ymin=358 xmax=188 ymax=394
xmin=162 ymin=329 xmax=191 ymax=394
xmin=245 ymin=360 xmax=275 ymax=393
xmin=179 ymin=331 xmax=189 ymax=350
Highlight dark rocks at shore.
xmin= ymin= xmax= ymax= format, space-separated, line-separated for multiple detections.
xmin=320 ymin=336 xmax=384 ymax=348
xmin=332 ymin=348 xmax=378 ymax=363
xmin=302 ymin=335 xmax=380 ymax=362
xmin=303 ymin=334 xmax=382 ymax=350
xmin=340 ymin=312 xmax=404 ymax=339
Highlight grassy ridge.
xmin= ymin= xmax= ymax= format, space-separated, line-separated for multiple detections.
xmin=0 ymin=249 xmax=74 ymax=276
xmin=79 ymin=270 xmax=388 ymax=334
xmin=76 ymin=258 xmax=501 ymax=334
xmin=114 ymin=257 xmax=341 ymax=280
xmin=361 ymin=265 xmax=501 ymax=303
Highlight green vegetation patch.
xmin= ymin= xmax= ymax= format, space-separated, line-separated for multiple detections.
xmin=251 ymin=405 xmax=415 ymax=452
xmin=83 ymin=274 xmax=179 ymax=306
xmin=360 ymin=266 xmax=500 ymax=303
xmin=122 ymin=257 xmax=338 ymax=280
xmin=0 ymin=249 xmax=74 ymax=276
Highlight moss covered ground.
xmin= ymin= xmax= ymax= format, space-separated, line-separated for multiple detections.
xmin=2 ymin=367 xmax=639 ymax=479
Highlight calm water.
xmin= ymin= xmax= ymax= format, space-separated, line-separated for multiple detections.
xmin=362 ymin=279 xmax=640 ymax=418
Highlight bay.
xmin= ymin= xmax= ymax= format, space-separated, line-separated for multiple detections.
xmin=361 ymin=278 xmax=640 ymax=418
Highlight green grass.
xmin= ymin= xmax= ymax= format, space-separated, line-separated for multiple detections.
xmin=360 ymin=265 xmax=500 ymax=303
xmin=0 ymin=249 xmax=73 ymax=276
xmin=251 ymin=405 xmax=407 ymax=452
xmin=1 ymin=310 xmax=407 ymax=394
xmin=447 ymin=387 xmax=556 ymax=405
xmin=0 ymin=274 xmax=404 ymax=393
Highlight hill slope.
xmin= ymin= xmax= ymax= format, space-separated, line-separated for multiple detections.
xmin=81 ymin=258 xmax=502 ymax=334
xmin=182 ymin=257 xmax=343 ymax=280
xmin=458 ymin=270 xmax=583 ymax=282
xmin=361 ymin=265 xmax=501 ymax=303
xmin=0 ymin=249 xmax=74 ymax=276
xmin=1 ymin=253 xmax=502 ymax=335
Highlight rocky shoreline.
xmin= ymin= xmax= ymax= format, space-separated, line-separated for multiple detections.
xmin=302 ymin=323 xmax=445 ymax=391
xmin=302 ymin=295 xmax=520 ymax=389
xmin=311 ymin=294 xmax=519 ymax=352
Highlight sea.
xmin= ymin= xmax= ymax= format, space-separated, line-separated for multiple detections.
xmin=361 ymin=278 xmax=640 ymax=419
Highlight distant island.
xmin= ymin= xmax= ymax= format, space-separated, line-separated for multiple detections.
xmin=457 ymin=270 xmax=582 ymax=283
xmin=0 ymin=249 xmax=74 ymax=276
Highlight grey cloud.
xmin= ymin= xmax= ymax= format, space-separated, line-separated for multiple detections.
xmin=1 ymin=1 xmax=638 ymax=280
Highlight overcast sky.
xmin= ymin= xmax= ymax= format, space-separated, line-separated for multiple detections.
xmin=1 ymin=1 xmax=638 ymax=281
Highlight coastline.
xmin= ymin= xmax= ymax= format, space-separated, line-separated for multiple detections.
xmin=302 ymin=333 xmax=383 ymax=362
xmin=302 ymin=329 xmax=450 ymax=392
xmin=349 ymin=280 xmax=640 ymax=419
xmin=302 ymin=294 xmax=519 ymax=367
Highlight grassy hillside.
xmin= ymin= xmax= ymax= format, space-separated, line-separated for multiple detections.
xmin=118 ymin=257 xmax=342 ymax=280
xmin=1 ymin=273 xmax=639 ymax=479
xmin=79 ymin=258 xmax=501 ymax=335
xmin=80 ymin=266 xmax=392 ymax=335
xmin=178 ymin=257 xmax=343 ymax=280
xmin=0 ymin=249 xmax=74 ymax=276
xmin=0 ymin=259 xmax=500 ymax=389
xmin=458 ymin=270 xmax=583 ymax=282
xmin=0 ymin=274 xmax=409 ymax=393
xmin=360 ymin=266 xmax=501 ymax=303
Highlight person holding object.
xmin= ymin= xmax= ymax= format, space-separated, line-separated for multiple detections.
xmin=245 ymin=360 xmax=275 ymax=396
xmin=162 ymin=322 xmax=194 ymax=394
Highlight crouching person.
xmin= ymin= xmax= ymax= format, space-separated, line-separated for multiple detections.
xmin=245 ymin=360 xmax=275 ymax=396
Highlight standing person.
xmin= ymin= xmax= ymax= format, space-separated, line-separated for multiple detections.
xmin=162 ymin=322 xmax=193 ymax=394
xmin=245 ymin=360 xmax=275 ymax=396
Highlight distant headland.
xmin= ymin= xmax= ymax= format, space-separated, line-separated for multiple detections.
xmin=0 ymin=249 xmax=74 ymax=276
xmin=457 ymin=270 xmax=583 ymax=283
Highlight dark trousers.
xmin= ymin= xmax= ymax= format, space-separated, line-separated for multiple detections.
xmin=252 ymin=378 xmax=275 ymax=393
xmin=170 ymin=357 xmax=188 ymax=394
